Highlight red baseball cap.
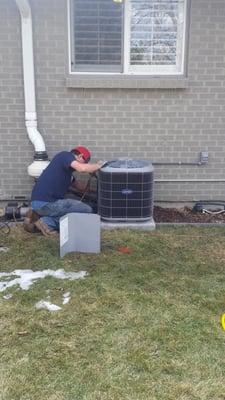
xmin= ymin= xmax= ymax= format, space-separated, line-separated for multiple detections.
xmin=72 ymin=146 xmax=91 ymax=163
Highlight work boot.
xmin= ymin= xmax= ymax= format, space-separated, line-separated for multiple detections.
xmin=23 ymin=209 xmax=40 ymax=234
xmin=25 ymin=209 xmax=39 ymax=223
xmin=34 ymin=219 xmax=58 ymax=237
xmin=23 ymin=219 xmax=39 ymax=234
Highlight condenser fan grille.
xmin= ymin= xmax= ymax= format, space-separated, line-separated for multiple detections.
xmin=98 ymin=160 xmax=154 ymax=221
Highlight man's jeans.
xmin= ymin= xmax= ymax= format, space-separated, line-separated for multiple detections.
xmin=31 ymin=199 xmax=92 ymax=231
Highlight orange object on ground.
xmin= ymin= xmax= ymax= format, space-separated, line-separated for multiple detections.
xmin=117 ymin=247 xmax=133 ymax=254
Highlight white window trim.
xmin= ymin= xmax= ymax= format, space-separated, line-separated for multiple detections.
xmin=123 ymin=0 xmax=130 ymax=74
xmin=67 ymin=0 xmax=188 ymax=76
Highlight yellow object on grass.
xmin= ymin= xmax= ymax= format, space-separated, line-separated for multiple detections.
xmin=221 ymin=314 xmax=225 ymax=330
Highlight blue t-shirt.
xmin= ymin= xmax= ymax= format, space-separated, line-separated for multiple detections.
xmin=31 ymin=151 xmax=75 ymax=202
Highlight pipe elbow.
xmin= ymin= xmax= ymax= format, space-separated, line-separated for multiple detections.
xmin=27 ymin=126 xmax=46 ymax=153
xmin=14 ymin=0 xmax=31 ymax=19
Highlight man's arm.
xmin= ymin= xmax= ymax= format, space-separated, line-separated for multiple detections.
xmin=70 ymin=160 xmax=102 ymax=173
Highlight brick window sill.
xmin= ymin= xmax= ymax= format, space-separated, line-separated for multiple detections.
xmin=66 ymin=75 xmax=189 ymax=89
xmin=66 ymin=74 xmax=188 ymax=89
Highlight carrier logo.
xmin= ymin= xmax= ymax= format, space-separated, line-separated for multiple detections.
xmin=121 ymin=189 xmax=133 ymax=195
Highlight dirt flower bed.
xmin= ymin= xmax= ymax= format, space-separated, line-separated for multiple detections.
xmin=153 ymin=206 xmax=225 ymax=223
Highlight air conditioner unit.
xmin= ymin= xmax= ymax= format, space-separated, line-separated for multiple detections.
xmin=98 ymin=159 xmax=154 ymax=222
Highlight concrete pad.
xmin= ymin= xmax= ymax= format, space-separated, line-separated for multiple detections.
xmin=101 ymin=217 xmax=155 ymax=231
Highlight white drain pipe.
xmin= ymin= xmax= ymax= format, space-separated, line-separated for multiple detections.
xmin=15 ymin=0 xmax=49 ymax=178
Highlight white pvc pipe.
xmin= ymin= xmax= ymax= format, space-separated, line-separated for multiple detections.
xmin=15 ymin=0 xmax=46 ymax=152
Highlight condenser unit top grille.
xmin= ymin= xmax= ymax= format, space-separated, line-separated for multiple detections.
xmin=102 ymin=159 xmax=153 ymax=173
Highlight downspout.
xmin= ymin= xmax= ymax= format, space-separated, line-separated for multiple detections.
xmin=15 ymin=0 xmax=49 ymax=178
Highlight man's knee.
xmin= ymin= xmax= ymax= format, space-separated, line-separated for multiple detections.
xmin=83 ymin=203 xmax=93 ymax=213
xmin=68 ymin=199 xmax=93 ymax=214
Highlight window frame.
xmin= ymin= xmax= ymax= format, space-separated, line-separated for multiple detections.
xmin=68 ymin=0 xmax=188 ymax=77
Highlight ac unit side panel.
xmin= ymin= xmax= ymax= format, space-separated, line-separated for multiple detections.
xmin=98 ymin=160 xmax=154 ymax=222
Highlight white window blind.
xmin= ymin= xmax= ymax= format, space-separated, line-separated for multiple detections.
xmin=71 ymin=0 xmax=124 ymax=72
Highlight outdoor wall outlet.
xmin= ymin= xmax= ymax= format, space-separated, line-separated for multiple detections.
xmin=199 ymin=151 xmax=209 ymax=164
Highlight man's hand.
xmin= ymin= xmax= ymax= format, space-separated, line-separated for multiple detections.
xmin=71 ymin=160 xmax=103 ymax=173
xmin=97 ymin=160 xmax=108 ymax=168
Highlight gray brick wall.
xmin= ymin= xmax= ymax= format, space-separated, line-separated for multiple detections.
xmin=0 ymin=0 xmax=225 ymax=202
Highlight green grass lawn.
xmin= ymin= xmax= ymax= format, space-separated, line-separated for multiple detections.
xmin=1 ymin=225 xmax=225 ymax=400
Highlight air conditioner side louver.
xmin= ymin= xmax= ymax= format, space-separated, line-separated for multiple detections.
xmin=98 ymin=159 xmax=154 ymax=222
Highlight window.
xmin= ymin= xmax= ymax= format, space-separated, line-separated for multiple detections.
xmin=69 ymin=0 xmax=187 ymax=75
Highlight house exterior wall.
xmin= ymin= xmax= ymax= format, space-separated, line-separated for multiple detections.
xmin=0 ymin=0 xmax=225 ymax=203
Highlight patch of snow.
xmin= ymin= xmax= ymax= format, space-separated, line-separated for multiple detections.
xmin=35 ymin=300 xmax=61 ymax=312
xmin=3 ymin=293 xmax=13 ymax=300
xmin=0 ymin=269 xmax=88 ymax=292
xmin=0 ymin=247 xmax=9 ymax=253
xmin=63 ymin=291 xmax=71 ymax=305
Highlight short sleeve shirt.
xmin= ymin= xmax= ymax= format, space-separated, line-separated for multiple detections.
xmin=31 ymin=151 xmax=75 ymax=202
